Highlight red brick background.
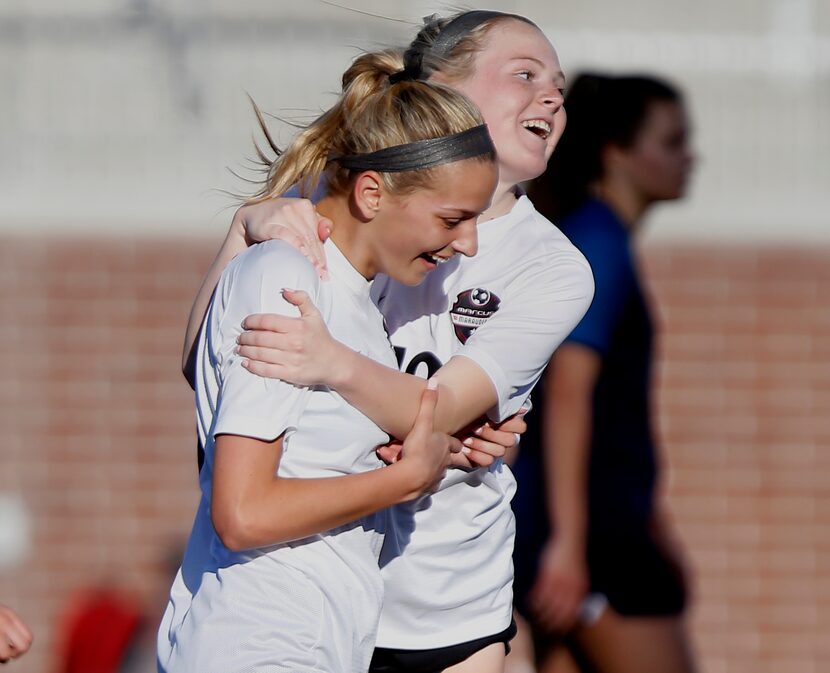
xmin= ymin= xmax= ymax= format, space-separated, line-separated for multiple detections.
xmin=0 ymin=236 xmax=827 ymax=672
xmin=644 ymin=246 xmax=830 ymax=673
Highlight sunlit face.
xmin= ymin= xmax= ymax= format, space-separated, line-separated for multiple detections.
xmin=439 ymin=20 xmax=567 ymax=187
xmin=621 ymin=100 xmax=694 ymax=203
xmin=370 ymin=159 xmax=497 ymax=285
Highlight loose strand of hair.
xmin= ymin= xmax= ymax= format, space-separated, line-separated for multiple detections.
xmin=248 ymin=94 xmax=282 ymax=160
xmin=317 ymin=0 xmax=415 ymax=25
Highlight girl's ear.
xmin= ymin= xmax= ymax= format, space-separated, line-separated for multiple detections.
xmin=351 ymin=171 xmax=384 ymax=220
xmin=601 ymin=142 xmax=629 ymax=178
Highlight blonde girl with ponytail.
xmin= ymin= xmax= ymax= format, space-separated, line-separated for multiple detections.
xmin=157 ymin=49 xmax=496 ymax=673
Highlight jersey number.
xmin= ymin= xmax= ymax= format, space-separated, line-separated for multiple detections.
xmin=394 ymin=346 xmax=443 ymax=378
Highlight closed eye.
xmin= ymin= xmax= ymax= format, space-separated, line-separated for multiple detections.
xmin=441 ymin=211 xmax=479 ymax=228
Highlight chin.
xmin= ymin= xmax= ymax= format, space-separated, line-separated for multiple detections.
xmin=406 ymin=272 xmax=429 ymax=287
xmin=657 ymin=184 xmax=686 ymax=201
xmin=392 ymin=268 xmax=427 ymax=287
xmin=510 ymin=156 xmax=548 ymax=184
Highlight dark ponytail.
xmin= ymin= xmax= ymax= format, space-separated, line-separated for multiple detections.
xmin=530 ymin=73 xmax=681 ymax=222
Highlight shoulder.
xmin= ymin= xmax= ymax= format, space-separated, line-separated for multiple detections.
xmin=230 ymin=240 xmax=321 ymax=295
xmin=557 ymin=201 xmax=630 ymax=264
xmin=503 ymin=198 xmax=594 ymax=300
xmin=556 ymin=201 xmax=634 ymax=288
xmin=508 ymin=197 xmax=591 ymax=262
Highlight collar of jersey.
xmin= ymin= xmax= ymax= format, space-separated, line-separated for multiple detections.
xmin=324 ymin=238 xmax=373 ymax=299
xmin=475 ymin=194 xmax=534 ymax=251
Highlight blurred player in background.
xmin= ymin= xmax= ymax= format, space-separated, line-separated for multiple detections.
xmin=510 ymin=73 xmax=697 ymax=673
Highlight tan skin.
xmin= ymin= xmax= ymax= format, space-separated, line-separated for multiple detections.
xmin=212 ymin=162 xmax=498 ymax=553
xmin=505 ymin=99 xmax=697 ymax=673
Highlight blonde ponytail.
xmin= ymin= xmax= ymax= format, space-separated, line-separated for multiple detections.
xmin=248 ymin=49 xmax=491 ymax=203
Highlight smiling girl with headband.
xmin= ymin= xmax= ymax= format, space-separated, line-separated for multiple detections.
xmin=157 ymin=49 xmax=498 ymax=673
xmin=180 ymin=11 xmax=595 ymax=673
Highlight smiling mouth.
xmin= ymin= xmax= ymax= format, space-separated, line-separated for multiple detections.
xmin=419 ymin=252 xmax=451 ymax=266
xmin=521 ymin=119 xmax=551 ymax=140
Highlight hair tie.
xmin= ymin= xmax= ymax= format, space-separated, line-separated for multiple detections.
xmin=390 ymin=48 xmax=427 ymax=84
xmin=389 ymin=67 xmax=417 ymax=84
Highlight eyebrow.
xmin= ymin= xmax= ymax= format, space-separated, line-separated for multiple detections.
xmin=438 ymin=207 xmax=479 ymax=216
xmin=509 ymin=57 xmax=566 ymax=85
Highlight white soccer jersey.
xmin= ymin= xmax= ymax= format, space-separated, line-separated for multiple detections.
xmin=158 ymin=240 xmax=397 ymax=673
xmin=373 ymin=195 xmax=594 ymax=649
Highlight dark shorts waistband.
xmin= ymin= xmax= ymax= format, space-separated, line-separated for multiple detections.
xmin=369 ymin=619 xmax=517 ymax=673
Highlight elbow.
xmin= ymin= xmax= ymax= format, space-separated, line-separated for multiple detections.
xmin=211 ymin=502 xmax=257 ymax=552
xmin=216 ymin=529 xmax=249 ymax=554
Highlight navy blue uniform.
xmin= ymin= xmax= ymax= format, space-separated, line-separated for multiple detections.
xmin=512 ymin=199 xmax=685 ymax=620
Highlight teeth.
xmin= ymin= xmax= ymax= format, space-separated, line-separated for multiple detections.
xmin=425 ymin=253 xmax=449 ymax=265
xmin=521 ymin=119 xmax=551 ymax=139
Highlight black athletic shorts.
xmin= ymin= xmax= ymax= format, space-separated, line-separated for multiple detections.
xmin=585 ymin=528 xmax=687 ymax=616
xmin=369 ymin=619 xmax=517 ymax=673
xmin=514 ymin=526 xmax=686 ymax=621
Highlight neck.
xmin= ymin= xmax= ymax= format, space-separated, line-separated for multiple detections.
xmin=593 ymin=178 xmax=649 ymax=231
xmin=478 ymin=180 xmax=519 ymax=222
xmin=315 ymin=196 xmax=376 ymax=279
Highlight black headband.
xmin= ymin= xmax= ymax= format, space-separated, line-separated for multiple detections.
xmin=430 ymin=11 xmax=510 ymax=61
xmin=391 ymin=10 xmax=511 ymax=83
xmin=331 ymin=124 xmax=494 ymax=173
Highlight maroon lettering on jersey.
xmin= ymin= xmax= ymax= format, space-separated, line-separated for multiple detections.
xmin=450 ymin=288 xmax=501 ymax=344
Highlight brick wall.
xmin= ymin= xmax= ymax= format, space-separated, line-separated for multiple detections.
xmin=0 ymin=237 xmax=210 ymax=673
xmin=643 ymin=245 xmax=830 ymax=673
xmin=0 ymin=236 xmax=827 ymax=672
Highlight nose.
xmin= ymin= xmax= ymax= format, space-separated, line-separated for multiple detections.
xmin=451 ymin=219 xmax=478 ymax=258
xmin=540 ymin=84 xmax=564 ymax=112
xmin=684 ymin=146 xmax=696 ymax=171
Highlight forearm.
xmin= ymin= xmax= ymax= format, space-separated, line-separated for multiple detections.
xmin=332 ymin=349 xmax=496 ymax=439
xmin=214 ymin=462 xmax=422 ymax=551
xmin=546 ymin=400 xmax=591 ymax=545
xmin=182 ymin=216 xmax=248 ymax=380
xmin=331 ymin=348 xmax=427 ymax=438
xmin=543 ymin=349 xmax=598 ymax=547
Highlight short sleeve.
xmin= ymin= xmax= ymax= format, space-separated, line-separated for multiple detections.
xmin=457 ymin=247 xmax=594 ymax=421
xmin=563 ymin=225 xmax=632 ymax=355
xmin=211 ymin=241 xmax=321 ymax=442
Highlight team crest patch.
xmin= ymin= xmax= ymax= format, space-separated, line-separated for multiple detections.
xmin=450 ymin=288 xmax=501 ymax=344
